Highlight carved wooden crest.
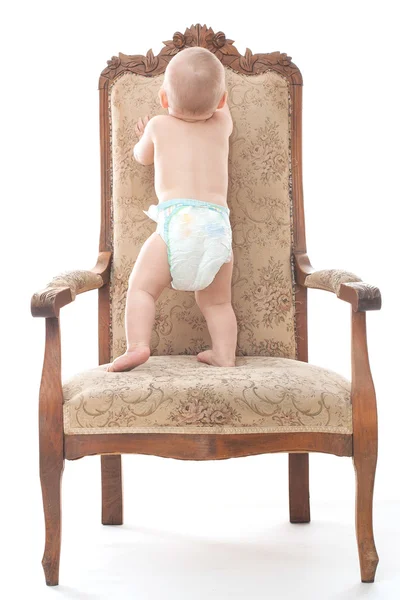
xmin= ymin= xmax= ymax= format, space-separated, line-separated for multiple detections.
xmin=99 ymin=23 xmax=301 ymax=88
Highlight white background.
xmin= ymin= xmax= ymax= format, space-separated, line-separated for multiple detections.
xmin=2 ymin=1 xmax=399 ymax=598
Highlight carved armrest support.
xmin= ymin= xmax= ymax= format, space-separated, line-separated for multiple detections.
xmin=31 ymin=251 xmax=112 ymax=318
xmin=294 ymin=252 xmax=381 ymax=312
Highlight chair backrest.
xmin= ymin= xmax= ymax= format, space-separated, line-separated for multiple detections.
xmin=98 ymin=24 xmax=306 ymax=361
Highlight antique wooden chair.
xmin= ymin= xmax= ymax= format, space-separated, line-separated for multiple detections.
xmin=31 ymin=24 xmax=381 ymax=586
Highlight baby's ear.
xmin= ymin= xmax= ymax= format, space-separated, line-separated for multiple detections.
xmin=217 ymin=91 xmax=228 ymax=109
xmin=159 ymin=88 xmax=169 ymax=109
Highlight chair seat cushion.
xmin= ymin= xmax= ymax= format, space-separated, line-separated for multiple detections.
xmin=63 ymin=356 xmax=352 ymax=435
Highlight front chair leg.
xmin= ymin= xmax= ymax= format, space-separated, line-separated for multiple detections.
xmin=101 ymin=455 xmax=123 ymax=525
xmin=351 ymin=310 xmax=379 ymax=582
xmin=39 ymin=317 xmax=65 ymax=586
xmin=40 ymin=458 xmax=64 ymax=585
xmin=288 ymin=453 xmax=310 ymax=523
xmin=353 ymin=454 xmax=379 ymax=582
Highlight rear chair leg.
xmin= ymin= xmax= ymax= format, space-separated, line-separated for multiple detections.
xmin=353 ymin=454 xmax=379 ymax=582
xmin=289 ymin=453 xmax=310 ymax=523
xmin=101 ymin=455 xmax=123 ymax=525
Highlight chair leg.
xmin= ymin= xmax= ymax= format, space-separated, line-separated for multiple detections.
xmin=288 ymin=453 xmax=310 ymax=523
xmin=101 ymin=455 xmax=123 ymax=525
xmin=39 ymin=317 xmax=65 ymax=586
xmin=40 ymin=457 xmax=64 ymax=586
xmin=353 ymin=454 xmax=379 ymax=582
xmin=351 ymin=310 xmax=379 ymax=582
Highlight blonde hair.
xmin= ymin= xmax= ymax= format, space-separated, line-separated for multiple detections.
xmin=163 ymin=47 xmax=226 ymax=116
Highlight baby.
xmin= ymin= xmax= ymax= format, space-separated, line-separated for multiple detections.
xmin=107 ymin=47 xmax=237 ymax=372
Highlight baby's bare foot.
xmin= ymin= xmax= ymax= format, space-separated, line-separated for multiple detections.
xmin=106 ymin=346 xmax=150 ymax=372
xmin=197 ymin=350 xmax=236 ymax=367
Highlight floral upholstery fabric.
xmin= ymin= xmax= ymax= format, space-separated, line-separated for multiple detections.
xmin=109 ymin=68 xmax=297 ymax=360
xmin=84 ymin=67 xmax=354 ymax=439
xmin=305 ymin=269 xmax=362 ymax=296
xmin=45 ymin=270 xmax=103 ymax=300
xmin=63 ymin=356 xmax=352 ymax=435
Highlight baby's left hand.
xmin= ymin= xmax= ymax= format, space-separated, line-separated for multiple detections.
xmin=135 ymin=115 xmax=150 ymax=139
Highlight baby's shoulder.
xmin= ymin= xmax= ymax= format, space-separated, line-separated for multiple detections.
xmin=150 ymin=114 xmax=169 ymax=123
xmin=147 ymin=114 xmax=173 ymax=137
xmin=210 ymin=110 xmax=233 ymax=135
xmin=149 ymin=114 xmax=171 ymax=128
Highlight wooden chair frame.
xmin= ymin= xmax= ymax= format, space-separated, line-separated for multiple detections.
xmin=31 ymin=24 xmax=381 ymax=586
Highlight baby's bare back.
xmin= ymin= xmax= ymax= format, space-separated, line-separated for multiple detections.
xmin=151 ymin=113 xmax=230 ymax=207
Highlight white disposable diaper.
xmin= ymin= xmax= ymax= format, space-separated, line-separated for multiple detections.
xmin=143 ymin=198 xmax=232 ymax=291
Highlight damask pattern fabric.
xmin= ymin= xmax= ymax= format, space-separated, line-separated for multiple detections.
xmin=109 ymin=68 xmax=297 ymax=360
xmin=44 ymin=270 xmax=103 ymax=300
xmin=305 ymin=269 xmax=362 ymax=296
xmin=63 ymin=356 xmax=352 ymax=435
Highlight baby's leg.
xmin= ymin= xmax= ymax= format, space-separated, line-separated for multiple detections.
xmin=195 ymin=256 xmax=237 ymax=367
xmin=107 ymin=232 xmax=171 ymax=372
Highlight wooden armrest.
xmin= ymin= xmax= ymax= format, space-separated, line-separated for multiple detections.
xmin=294 ymin=252 xmax=381 ymax=312
xmin=31 ymin=251 xmax=112 ymax=318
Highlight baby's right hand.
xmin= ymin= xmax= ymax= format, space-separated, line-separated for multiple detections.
xmin=135 ymin=115 xmax=150 ymax=139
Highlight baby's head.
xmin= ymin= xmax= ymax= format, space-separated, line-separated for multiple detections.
xmin=160 ymin=47 xmax=227 ymax=119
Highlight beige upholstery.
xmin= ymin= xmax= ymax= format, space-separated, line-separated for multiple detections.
xmin=305 ymin=269 xmax=362 ymax=296
xmin=109 ymin=68 xmax=297 ymax=360
xmin=45 ymin=270 xmax=103 ymax=300
xmin=61 ymin=64 xmax=355 ymax=438
xmin=63 ymin=356 xmax=352 ymax=435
